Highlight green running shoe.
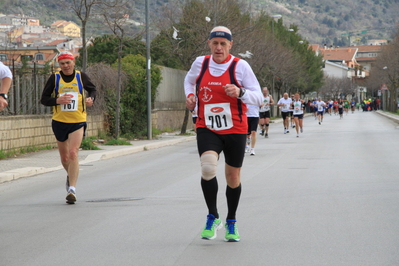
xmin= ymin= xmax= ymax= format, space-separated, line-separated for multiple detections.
xmin=225 ymin=219 xmax=240 ymax=242
xmin=201 ymin=214 xmax=222 ymax=240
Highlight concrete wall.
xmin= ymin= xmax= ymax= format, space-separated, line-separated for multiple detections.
xmin=152 ymin=66 xmax=193 ymax=131
xmin=0 ymin=65 xmax=190 ymax=151
xmin=0 ymin=114 xmax=104 ymax=151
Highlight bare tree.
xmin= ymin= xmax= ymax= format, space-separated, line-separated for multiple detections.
xmin=99 ymin=0 xmax=131 ymax=138
xmin=319 ymin=76 xmax=353 ymax=99
xmin=85 ymin=63 xmax=126 ymax=133
xmin=369 ymin=33 xmax=399 ymax=112
xmin=62 ymin=0 xmax=101 ymax=72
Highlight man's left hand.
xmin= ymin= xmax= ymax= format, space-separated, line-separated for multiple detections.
xmin=0 ymin=97 xmax=8 ymax=111
xmin=86 ymin=97 xmax=94 ymax=107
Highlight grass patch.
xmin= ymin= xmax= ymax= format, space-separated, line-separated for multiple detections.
xmin=0 ymin=145 xmax=54 ymax=160
xmin=105 ymin=138 xmax=132 ymax=145
xmin=162 ymin=127 xmax=176 ymax=133
xmin=152 ymin=128 xmax=162 ymax=137
xmin=179 ymin=132 xmax=195 ymax=136
xmin=80 ymin=137 xmax=101 ymax=150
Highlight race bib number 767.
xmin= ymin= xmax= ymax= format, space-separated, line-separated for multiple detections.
xmin=60 ymin=92 xmax=78 ymax=111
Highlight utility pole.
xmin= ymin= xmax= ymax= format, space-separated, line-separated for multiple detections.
xmin=146 ymin=0 xmax=152 ymax=140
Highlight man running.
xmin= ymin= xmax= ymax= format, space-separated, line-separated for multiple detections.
xmin=315 ymin=97 xmax=326 ymax=125
xmin=292 ymin=92 xmax=305 ymax=137
xmin=338 ymin=99 xmax=344 ymax=119
xmin=41 ymin=52 xmax=96 ymax=204
xmin=333 ymin=99 xmax=339 ymax=115
xmin=312 ymin=98 xmax=318 ymax=119
xmin=343 ymin=99 xmax=350 ymax=115
xmin=185 ymin=26 xmax=263 ymax=242
xmin=259 ymin=87 xmax=274 ymax=138
xmin=277 ymin=93 xmax=292 ymax=134
xmin=351 ymin=99 xmax=356 ymax=113
xmin=246 ymin=104 xmax=260 ymax=155
xmin=328 ymin=99 xmax=333 ymax=116
xmin=290 ymin=94 xmax=295 ymax=128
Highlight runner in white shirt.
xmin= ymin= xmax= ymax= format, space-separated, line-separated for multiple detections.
xmin=246 ymin=104 xmax=260 ymax=155
xmin=292 ymin=92 xmax=305 ymax=137
xmin=277 ymin=93 xmax=292 ymax=134
xmin=328 ymin=99 xmax=334 ymax=116
xmin=315 ymin=97 xmax=326 ymax=125
xmin=259 ymin=87 xmax=274 ymax=138
xmin=290 ymin=94 xmax=295 ymax=128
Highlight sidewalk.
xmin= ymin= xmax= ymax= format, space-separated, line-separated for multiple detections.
xmin=0 ymin=112 xmax=315 ymax=184
xmin=375 ymin=110 xmax=399 ymax=123
xmin=0 ymin=133 xmax=196 ymax=184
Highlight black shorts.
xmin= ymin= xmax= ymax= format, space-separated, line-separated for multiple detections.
xmin=317 ymin=111 xmax=324 ymax=116
xmin=52 ymin=120 xmax=87 ymax=142
xmin=294 ymin=114 xmax=304 ymax=119
xmin=247 ymin=117 xmax=259 ymax=134
xmin=197 ymin=128 xmax=246 ymax=168
xmin=192 ymin=117 xmax=197 ymax=124
xmin=259 ymin=111 xmax=271 ymax=119
xmin=281 ymin=111 xmax=291 ymax=120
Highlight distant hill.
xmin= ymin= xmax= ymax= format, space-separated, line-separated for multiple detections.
xmin=2 ymin=0 xmax=399 ymax=45
xmin=249 ymin=0 xmax=399 ymax=46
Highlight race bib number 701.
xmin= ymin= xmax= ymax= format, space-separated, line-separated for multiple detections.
xmin=204 ymin=103 xmax=233 ymax=131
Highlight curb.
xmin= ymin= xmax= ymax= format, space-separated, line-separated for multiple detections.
xmin=0 ymin=136 xmax=196 ymax=184
xmin=375 ymin=110 xmax=399 ymax=124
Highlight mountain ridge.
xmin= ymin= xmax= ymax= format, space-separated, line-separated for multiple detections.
xmin=1 ymin=0 xmax=398 ymax=45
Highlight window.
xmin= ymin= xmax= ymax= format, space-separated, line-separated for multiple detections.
xmin=0 ymin=54 xmax=7 ymax=61
xmin=21 ymin=55 xmax=33 ymax=61
xmin=35 ymin=53 xmax=44 ymax=61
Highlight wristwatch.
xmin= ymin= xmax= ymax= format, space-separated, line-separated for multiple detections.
xmin=0 ymin=93 xmax=8 ymax=100
xmin=238 ymin=88 xmax=246 ymax=98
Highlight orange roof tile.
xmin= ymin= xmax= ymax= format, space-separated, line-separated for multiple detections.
xmin=319 ymin=47 xmax=358 ymax=62
xmin=46 ymin=39 xmax=68 ymax=46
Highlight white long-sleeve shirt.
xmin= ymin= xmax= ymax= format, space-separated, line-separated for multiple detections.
xmin=184 ymin=55 xmax=263 ymax=107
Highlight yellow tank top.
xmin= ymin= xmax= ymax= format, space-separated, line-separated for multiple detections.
xmin=52 ymin=71 xmax=87 ymax=123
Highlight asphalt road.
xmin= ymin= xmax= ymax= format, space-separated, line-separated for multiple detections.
xmin=1 ymin=111 xmax=398 ymax=266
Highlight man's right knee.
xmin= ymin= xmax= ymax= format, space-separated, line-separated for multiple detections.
xmin=200 ymin=153 xmax=218 ymax=180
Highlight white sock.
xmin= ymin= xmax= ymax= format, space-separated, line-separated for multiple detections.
xmin=68 ymin=186 xmax=76 ymax=193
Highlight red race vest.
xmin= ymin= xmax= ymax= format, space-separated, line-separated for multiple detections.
xmin=195 ymin=55 xmax=247 ymax=134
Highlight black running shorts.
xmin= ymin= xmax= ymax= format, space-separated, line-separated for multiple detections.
xmin=281 ymin=111 xmax=291 ymax=120
xmin=259 ymin=111 xmax=270 ymax=119
xmin=294 ymin=114 xmax=304 ymax=119
xmin=247 ymin=117 xmax=259 ymax=135
xmin=52 ymin=120 xmax=87 ymax=142
xmin=197 ymin=127 xmax=246 ymax=168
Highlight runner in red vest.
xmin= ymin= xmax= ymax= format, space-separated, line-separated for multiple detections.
xmin=185 ymin=26 xmax=263 ymax=242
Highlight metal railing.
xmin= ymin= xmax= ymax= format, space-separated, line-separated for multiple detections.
xmin=1 ymin=74 xmax=52 ymax=115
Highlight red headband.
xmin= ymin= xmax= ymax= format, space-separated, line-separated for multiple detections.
xmin=58 ymin=53 xmax=74 ymax=61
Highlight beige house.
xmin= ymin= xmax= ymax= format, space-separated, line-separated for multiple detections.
xmin=51 ymin=20 xmax=81 ymax=38
xmin=0 ymin=46 xmax=60 ymax=73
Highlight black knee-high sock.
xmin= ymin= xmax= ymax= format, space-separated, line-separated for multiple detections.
xmin=201 ymin=177 xmax=218 ymax=219
xmin=226 ymin=184 xmax=242 ymax=220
